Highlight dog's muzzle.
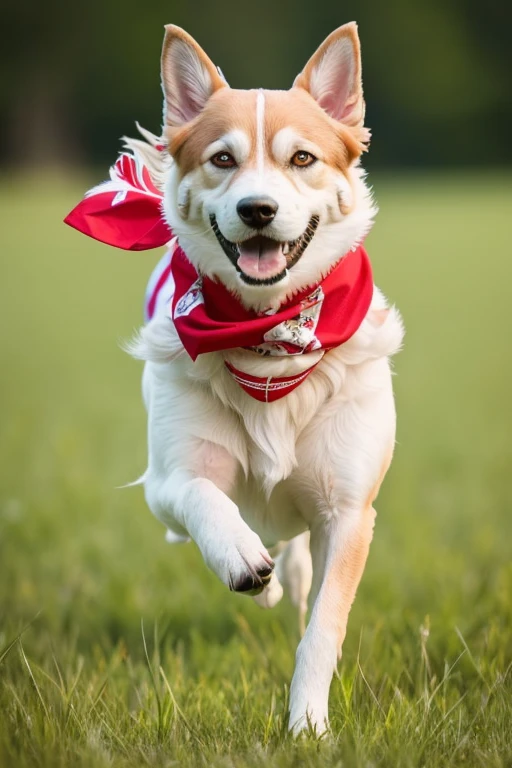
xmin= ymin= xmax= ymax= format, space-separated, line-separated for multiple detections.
xmin=210 ymin=214 xmax=320 ymax=286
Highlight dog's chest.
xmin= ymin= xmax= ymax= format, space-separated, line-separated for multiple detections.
xmin=197 ymin=353 xmax=336 ymax=478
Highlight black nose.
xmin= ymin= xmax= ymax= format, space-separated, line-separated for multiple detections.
xmin=236 ymin=196 xmax=278 ymax=229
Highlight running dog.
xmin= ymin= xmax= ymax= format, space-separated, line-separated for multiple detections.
xmin=66 ymin=22 xmax=404 ymax=734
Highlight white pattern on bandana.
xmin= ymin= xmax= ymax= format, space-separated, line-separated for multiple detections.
xmin=250 ymin=286 xmax=324 ymax=356
xmin=174 ymin=277 xmax=204 ymax=318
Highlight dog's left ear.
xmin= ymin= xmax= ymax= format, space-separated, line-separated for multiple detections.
xmin=161 ymin=25 xmax=228 ymax=129
xmin=294 ymin=23 xmax=364 ymax=128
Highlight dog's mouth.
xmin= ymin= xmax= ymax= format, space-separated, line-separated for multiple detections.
xmin=210 ymin=214 xmax=320 ymax=286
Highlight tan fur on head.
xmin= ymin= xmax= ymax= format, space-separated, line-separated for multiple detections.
xmin=167 ymin=87 xmax=364 ymax=179
xmin=160 ymin=23 xmax=370 ymax=169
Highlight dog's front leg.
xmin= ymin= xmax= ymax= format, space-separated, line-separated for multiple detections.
xmin=288 ymin=505 xmax=376 ymax=734
xmin=145 ymin=441 xmax=274 ymax=594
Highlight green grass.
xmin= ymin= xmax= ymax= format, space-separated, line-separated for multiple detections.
xmin=0 ymin=171 xmax=511 ymax=767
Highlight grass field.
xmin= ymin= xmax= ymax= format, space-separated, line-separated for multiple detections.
xmin=1 ymin=172 xmax=511 ymax=767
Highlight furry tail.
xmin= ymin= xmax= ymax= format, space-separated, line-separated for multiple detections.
xmin=122 ymin=321 xmax=184 ymax=364
xmin=121 ymin=122 xmax=172 ymax=193
xmin=116 ymin=470 xmax=147 ymax=489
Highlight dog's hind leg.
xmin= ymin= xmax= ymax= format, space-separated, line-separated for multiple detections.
xmin=252 ymin=532 xmax=312 ymax=615
xmin=252 ymin=531 xmax=313 ymax=618
xmin=288 ymin=506 xmax=376 ymax=734
xmin=274 ymin=532 xmax=312 ymax=636
xmin=252 ymin=572 xmax=284 ymax=609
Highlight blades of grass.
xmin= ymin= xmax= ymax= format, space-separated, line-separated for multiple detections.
xmin=424 ymin=690 xmax=469 ymax=744
xmin=51 ymin=651 xmax=65 ymax=693
xmin=356 ymin=654 xmax=385 ymax=718
xmin=141 ymin=619 xmax=166 ymax=741
xmin=59 ymin=656 xmax=86 ymax=731
xmin=0 ymin=635 xmax=21 ymax=668
xmin=263 ymin=691 xmax=276 ymax=747
xmin=28 ymin=661 xmax=65 ymax=694
xmin=448 ymin=657 xmax=512 ymax=763
xmin=91 ymin=678 xmax=109 ymax=710
xmin=5 ymin=681 xmax=31 ymax=723
xmin=18 ymin=639 xmax=50 ymax=723
xmin=425 ymin=649 xmax=467 ymax=710
xmin=65 ymin=700 xmax=87 ymax=739
xmin=419 ymin=617 xmax=432 ymax=680
xmin=0 ymin=611 xmax=41 ymax=667
xmin=455 ymin=626 xmax=491 ymax=690
xmin=159 ymin=664 xmax=206 ymax=749
xmin=96 ymin=711 xmax=131 ymax=758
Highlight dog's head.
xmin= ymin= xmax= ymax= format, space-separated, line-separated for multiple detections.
xmin=161 ymin=24 xmax=375 ymax=310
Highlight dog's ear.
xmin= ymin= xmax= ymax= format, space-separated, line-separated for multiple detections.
xmin=161 ymin=25 xmax=227 ymax=128
xmin=293 ymin=23 xmax=364 ymax=127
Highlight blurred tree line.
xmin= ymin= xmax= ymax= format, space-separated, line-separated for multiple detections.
xmin=2 ymin=0 xmax=510 ymax=169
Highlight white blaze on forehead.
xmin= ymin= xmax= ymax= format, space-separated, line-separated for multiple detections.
xmin=201 ymin=130 xmax=251 ymax=165
xmin=256 ymin=90 xmax=265 ymax=177
xmin=272 ymin=128 xmax=324 ymax=165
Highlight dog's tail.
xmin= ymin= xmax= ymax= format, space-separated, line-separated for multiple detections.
xmin=116 ymin=470 xmax=147 ymax=489
xmin=121 ymin=122 xmax=172 ymax=193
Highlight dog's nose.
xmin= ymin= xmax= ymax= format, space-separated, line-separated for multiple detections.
xmin=236 ymin=196 xmax=278 ymax=229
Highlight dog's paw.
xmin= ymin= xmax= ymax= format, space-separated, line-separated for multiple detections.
xmin=225 ymin=534 xmax=274 ymax=596
xmin=228 ymin=557 xmax=274 ymax=595
xmin=252 ymin=572 xmax=284 ymax=607
xmin=199 ymin=517 xmax=274 ymax=596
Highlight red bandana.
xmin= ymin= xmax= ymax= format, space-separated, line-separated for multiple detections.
xmin=64 ymin=152 xmax=173 ymax=250
xmin=65 ymin=152 xmax=373 ymax=402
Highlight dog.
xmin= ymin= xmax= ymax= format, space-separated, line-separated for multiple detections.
xmin=66 ymin=22 xmax=403 ymax=734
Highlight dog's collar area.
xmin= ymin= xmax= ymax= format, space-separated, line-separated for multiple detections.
xmin=158 ymin=242 xmax=374 ymax=403
xmin=209 ymin=214 xmax=320 ymax=286
xmin=225 ymin=361 xmax=320 ymax=403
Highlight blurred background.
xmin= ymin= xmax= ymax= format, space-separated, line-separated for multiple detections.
xmin=1 ymin=1 xmax=511 ymax=765
xmin=2 ymin=0 xmax=511 ymax=170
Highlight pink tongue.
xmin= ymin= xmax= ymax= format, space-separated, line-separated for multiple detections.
xmin=237 ymin=239 xmax=287 ymax=280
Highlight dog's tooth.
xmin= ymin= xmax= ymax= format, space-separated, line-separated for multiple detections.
xmin=283 ymin=243 xmax=289 ymax=255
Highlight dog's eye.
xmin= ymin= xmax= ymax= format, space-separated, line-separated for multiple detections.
xmin=291 ymin=151 xmax=317 ymax=168
xmin=210 ymin=151 xmax=237 ymax=169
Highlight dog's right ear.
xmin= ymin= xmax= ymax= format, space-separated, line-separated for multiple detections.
xmin=161 ymin=26 xmax=227 ymax=129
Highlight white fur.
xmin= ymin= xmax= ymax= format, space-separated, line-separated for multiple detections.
xmin=131 ymin=26 xmax=404 ymax=735
xmin=271 ymin=127 xmax=324 ymax=164
xmin=201 ymin=130 xmax=251 ymax=166
xmin=133 ymin=148 xmax=403 ymax=732
xmin=137 ymin=287 xmax=402 ymax=732
xmin=256 ymin=90 xmax=265 ymax=178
